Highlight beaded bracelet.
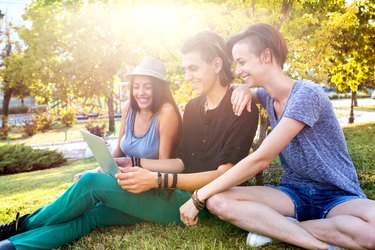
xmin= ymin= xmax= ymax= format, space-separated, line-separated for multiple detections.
xmin=157 ymin=172 xmax=162 ymax=195
xmin=171 ymin=173 xmax=177 ymax=191
xmin=168 ymin=173 xmax=178 ymax=199
xmin=191 ymin=190 xmax=206 ymax=210
xmin=135 ymin=157 xmax=142 ymax=168
xmin=164 ymin=173 xmax=169 ymax=189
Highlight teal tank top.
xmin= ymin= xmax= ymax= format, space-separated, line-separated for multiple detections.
xmin=120 ymin=109 xmax=159 ymax=159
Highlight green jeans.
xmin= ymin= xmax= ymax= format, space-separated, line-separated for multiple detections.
xmin=9 ymin=172 xmax=197 ymax=250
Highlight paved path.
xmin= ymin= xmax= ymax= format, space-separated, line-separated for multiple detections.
xmin=32 ymin=138 xmax=118 ymax=160
xmin=331 ymin=98 xmax=375 ymax=125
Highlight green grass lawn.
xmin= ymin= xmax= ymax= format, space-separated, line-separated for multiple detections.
xmin=0 ymin=122 xmax=374 ymax=249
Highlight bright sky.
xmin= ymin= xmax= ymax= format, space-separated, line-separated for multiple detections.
xmin=0 ymin=0 xmax=31 ymax=25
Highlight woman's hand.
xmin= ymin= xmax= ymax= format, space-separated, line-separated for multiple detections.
xmin=73 ymin=166 xmax=104 ymax=182
xmin=114 ymin=157 xmax=132 ymax=168
xmin=115 ymin=167 xmax=157 ymax=194
xmin=231 ymin=84 xmax=253 ymax=116
xmin=179 ymin=198 xmax=199 ymax=226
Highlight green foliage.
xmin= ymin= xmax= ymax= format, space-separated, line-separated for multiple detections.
xmin=6 ymin=0 xmax=374 ymax=132
xmin=0 ymin=18 xmax=32 ymax=139
xmin=85 ymin=118 xmax=106 ymax=137
xmin=0 ymin=144 xmax=66 ymax=175
xmin=61 ymin=108 xmax=76 ymax=128
xmin=173 ymin=81 xmax=196 ymax=107
xmin=329 ymin=2 xmax=375 ymax=92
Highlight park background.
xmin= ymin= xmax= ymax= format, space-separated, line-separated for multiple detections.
xmin=0 ymin=0 xmax=374 ymax=249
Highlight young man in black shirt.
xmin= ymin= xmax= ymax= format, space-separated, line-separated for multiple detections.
xmin=114 ymin=31 xmax=259 ymax=224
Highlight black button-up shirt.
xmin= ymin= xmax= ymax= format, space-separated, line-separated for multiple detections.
xmin=178 ymin=87 xmax=259 ymax=173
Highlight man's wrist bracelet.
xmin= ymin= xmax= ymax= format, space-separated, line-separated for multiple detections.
xmin=192 ymin=190 xmax=206 ymax=210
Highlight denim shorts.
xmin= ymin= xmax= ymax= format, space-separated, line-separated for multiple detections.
xmin=269 ymin=184 xmax=363 ymax=221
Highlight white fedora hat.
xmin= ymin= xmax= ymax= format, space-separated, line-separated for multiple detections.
xmin=126 ymin=56 xmax=167 ymax=82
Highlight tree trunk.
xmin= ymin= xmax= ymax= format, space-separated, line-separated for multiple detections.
xmin=1 ymin=88 xmax=12 ymax=139
xmin=276 ymin=0 xmax=292 ymax=29
xmin=348 ymin=91 xmax=355 ymax=124
xmin=252 ymin=107 xmax=270 ymax=185
xmin=251 ymin=0 xmax=256 ymax=17
xmin=107 ymin=93 xmax=115 ymax=133
xmin=353 ymin=91 xmax=358 ymax=107
xmin=2 ymin=88 xmax=12 ymax=118
xmin=243 ymin=0 xmax=256 ymax=18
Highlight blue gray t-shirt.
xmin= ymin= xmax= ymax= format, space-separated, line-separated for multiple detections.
xmin=257 ymin=79 xmax=365 ymax=197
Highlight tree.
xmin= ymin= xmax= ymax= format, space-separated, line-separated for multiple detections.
xmin=20 ymin=0 xmax=132 ymax=132
xmin=0 ymin=17 xmax=30 ymax=139
xmin=329 ymin=1 xmax=375 ymax=123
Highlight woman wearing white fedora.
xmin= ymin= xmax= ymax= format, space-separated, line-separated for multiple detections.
xmin=0 ymin=57 xmax=182 ymax=250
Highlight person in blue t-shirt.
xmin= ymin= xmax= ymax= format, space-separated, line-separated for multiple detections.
xmin=180 ymin=23 xmax=375 ymax=249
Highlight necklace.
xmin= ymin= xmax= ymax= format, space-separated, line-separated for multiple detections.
xmin=204 ymin=97 xmax=221 ymax=113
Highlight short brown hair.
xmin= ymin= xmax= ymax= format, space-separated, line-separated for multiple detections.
xmin=227 ymin=23 xmax=288 ymax=69
xmin=181 ymin=31 xmax=234 ymax=86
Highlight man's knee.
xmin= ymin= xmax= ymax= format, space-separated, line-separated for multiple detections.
xmin=206 ymin=193 xmax=234 ymax=221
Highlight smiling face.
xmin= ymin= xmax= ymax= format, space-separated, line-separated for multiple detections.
xmin=182 ymin=51 xmax=219 ymax=96
xmin=232 ymin=41 xmax=268 ymax=88
xmin=131 ymin=75 xmax=153 ymax=110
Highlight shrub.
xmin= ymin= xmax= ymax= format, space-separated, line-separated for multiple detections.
xmin=34 ymin=111 xmax=55 ymax=132
xmin=61 ymin=108 xmax=77 ymax=128
xmin=23 ymin=120 xmax=38 ymax=136
xmin=86 ymin=118 xmax=106 ymax=137
xmin=0 ymin=144 xmax=66 ymax=175
xmin=0 ymin=105 xmax=29 ymax=115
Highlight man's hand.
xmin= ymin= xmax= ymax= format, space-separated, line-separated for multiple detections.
xmin=179 ymin=198 xmax=199 ymax=226
xmin=114 ymin=157 xmax=133 ymax=168
xmin=115 ymin=167 xmax=156 ymax=193
xmin=73 ymin=166 xmax=104 ymax=182
xmin=231 ymin=84 xmax=252 ymax=116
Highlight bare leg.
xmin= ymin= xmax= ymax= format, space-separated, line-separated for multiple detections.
xmin=299 ymin=199 xmax=375 ymax=250
xmin=206 ymin=186 xmax=328 ymax=249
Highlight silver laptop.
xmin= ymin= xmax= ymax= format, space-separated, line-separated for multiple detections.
xmin=80 ymin=130 xmax=120 ymax=178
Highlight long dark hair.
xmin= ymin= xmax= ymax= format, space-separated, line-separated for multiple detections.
xmin=129 ymin=76 xmax=182 ymax=153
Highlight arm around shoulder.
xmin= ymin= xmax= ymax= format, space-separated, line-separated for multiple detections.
xmin=231 ymin=85 xmax=260 ymax=116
